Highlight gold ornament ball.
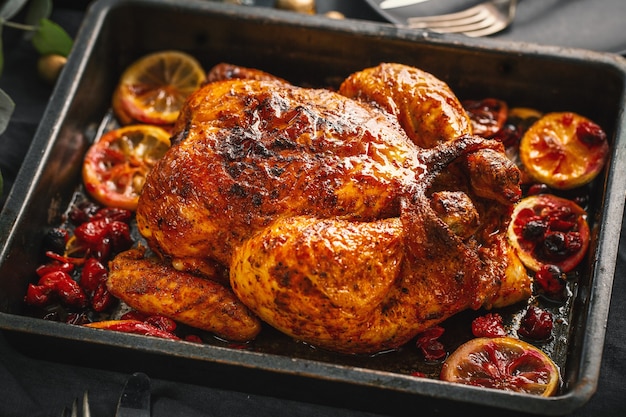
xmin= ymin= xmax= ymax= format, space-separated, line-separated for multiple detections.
xmin=324 ymin=10 xmax=345 ymax=19
xmin=275 ymin=0 xmax=316 ymax=14
xmin=37 ymin=54 xmax=67 ymax=85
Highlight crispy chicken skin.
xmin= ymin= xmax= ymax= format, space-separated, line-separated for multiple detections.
xmin=138 ymin=78 xmax=424 ymax=267
xmin=132 ymin=63 xmax=529 ymax=353
xmin=339 ymin=63 xmax=473 ymax=148
xmin=107 ymin=247 xmax=261 ymax=342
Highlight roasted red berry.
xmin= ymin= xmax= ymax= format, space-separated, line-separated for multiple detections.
xmin=526 ymin=183 xmax=552 ymax=196
xmin=462 ymin=98 xmax=508 ymax=138
xmin=416 ymin=326 xmax=447 ymax=361
xmin=42 ymin=227 xmax=70 ymax=255
xmin=145 ymin=315 xmax=177 ymax=333
xmin=80 ymin=257 xmax=108 ymax=293
xmin=92 ymin=207 xmax=133 ymax=223
xmin=518 ymin=306 xmax=553 ymax=341
xmin=68 ymin=201 xmax=100 ymax=225
xmin=25 ymin=270 xmax=88 ymax=308
xmin=91 ymin=284 xmax=116 ymax=312
xmin=472 ymin=313 xmax=506 ymax=338
xmin=576 ymin=120 xmax=607 ymax=147
xmin=534 ymin=264 xmax=567 ymax=302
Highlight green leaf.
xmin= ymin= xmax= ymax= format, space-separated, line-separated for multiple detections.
xmin=23 ymin=0 xmax=52 ymax=40
xmin=0 ymin=0 xmax=30 ymax=20
xmin=31 ymin=18 xmax=73 ymax=57
xmin=25 ymin=0 xmax=51 ymax=27
xmin=0 ymin=88 xmax=15 ymax=136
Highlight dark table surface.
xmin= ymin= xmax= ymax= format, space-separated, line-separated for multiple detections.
xmin=1 ymin=1 xmax=625 ymax=416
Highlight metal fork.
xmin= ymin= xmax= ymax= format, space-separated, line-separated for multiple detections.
xmin=405 ymin=0 xmax=518 ymax=37
xmin=60 ymin=391 xmax=91 ymax=417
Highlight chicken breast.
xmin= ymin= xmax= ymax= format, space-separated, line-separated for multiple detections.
xmin=137 ymin=78 xmax=424 ymax=268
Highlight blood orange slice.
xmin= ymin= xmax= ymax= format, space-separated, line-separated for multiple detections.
xmin=462 ymin=98 xmax=508 ymax=138
xmin=507 ymin=194 xmax=589 ymax=273
xmin=519 ymin=112 xmax=609 ymax=189
xmin=82 ymin=125 xmax=171 ymax=211
xmin=440 ymin=337 xmax=560 ymax=397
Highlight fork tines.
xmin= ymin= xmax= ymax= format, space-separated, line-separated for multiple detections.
xmin=406 ymin=0 xmax=516 ymax=37
xmin=60 ymin=391 xmax=90 ymax=417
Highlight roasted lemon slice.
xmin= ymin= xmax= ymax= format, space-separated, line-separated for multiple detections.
xmin=112 ymin=50 xmax=205 ymax=125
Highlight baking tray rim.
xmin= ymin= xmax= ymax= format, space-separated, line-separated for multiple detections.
xmin=0 ymin=312 xmax=601 ymax=414
xmin=1 ymin=0 xmax=626 ymax=415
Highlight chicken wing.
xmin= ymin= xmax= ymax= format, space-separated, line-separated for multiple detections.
xmin=107 ymin=247 xmax=262 ymax=342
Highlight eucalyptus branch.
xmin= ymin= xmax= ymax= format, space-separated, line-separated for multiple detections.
xmin=1 ymin=19 xmax=37 ymax=31
xmin=0 ymin=0 xmax=75 ymax=198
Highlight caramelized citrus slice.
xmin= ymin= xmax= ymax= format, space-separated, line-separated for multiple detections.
xmin=463 ymin=98 xmax=508 ymax=138
xmin=112 ymin=50 xmax=205 ymax=125
xmin=508 ymin=107 xmax=543 ymax=121
xmin=440 ymin=337 xmax=560 ymax=397
xmin=519 ymin=112 xmax=609 ymax=189
xmin=85 ymin=319 xmax=179 ymax=340
xmin=507 ymin=194 xmax=589 ymax=273
xmin=82 ymin=125 xmax=171 ymax=211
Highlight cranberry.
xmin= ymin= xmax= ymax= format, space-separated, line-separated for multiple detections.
xmin=80 ymin=258 xmax=107 ymax=293
xmin=91 ymin=282 xmax=116 ymax=312
xmin=68 ymin=201 xmax=100 ymax=225
xmin=526 ymin=183 xmax=552 ymax=196
xmin=184 ymin=334 xmax=203 ymax=344
xmin=145 ymin=315 xmax=177 ymax=333
xmin=548 ymin=217 xmax=576 ymax=232
xmin=576 ymin=121 xmax=607 ymax=147
xmin=472 ymin=313 xmax=506 ymax=338
xmin=492 ymin=121 xmax=521 ymax=147
xmin=535 ymin=265 xmax=565 ymax=290
xmin=416 ymin=326 xmax=447 ymax=361
xmin=74 ymin=218 xmax=132 ymax=261
xmin=538 ymin=231 xmax=582 ymax=262
xmin=42 ymin=227 xmax=70 ymax=255
xmin=561 ymin=113 xmax=575 ymax=127
xmin=92 ymin=207 xmax=133 ymax=223
xmin=25 ymin=270 xmax=88 ymax=308
xmin=541 ymin=232 xmax=568 ymax=257
xmin=106 ymin=221 xmax=133 ymax=252
xmin=36 ymin=261 xmax=74 ymax=277
xmin=522 ymin=219 xmax=548 ymax=242
xmin=518 ymin=306 xmax=553 ymax=341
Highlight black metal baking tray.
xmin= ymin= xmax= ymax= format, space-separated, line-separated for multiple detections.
xmin=1 ymin=0 xmax=626 ymax=415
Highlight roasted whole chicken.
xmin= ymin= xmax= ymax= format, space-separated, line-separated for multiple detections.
xmin=110 ymin=62 xmax=531 ymax=354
